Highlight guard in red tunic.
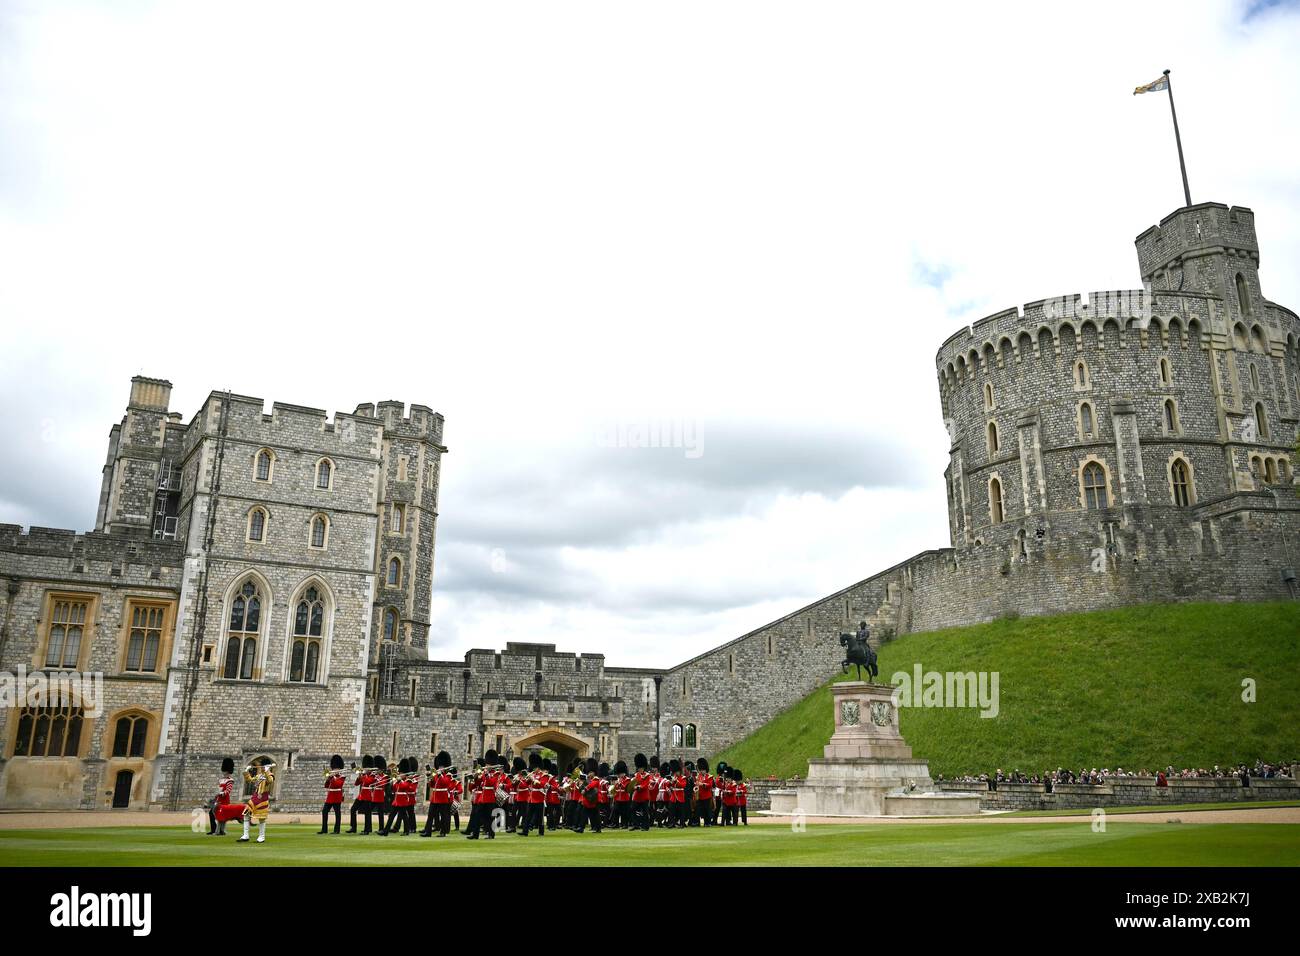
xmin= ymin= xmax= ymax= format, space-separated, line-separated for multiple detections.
xmin=574 ymin=757 xmax=602 ymax=833
xmin=520 ymin=752 xmax=548 ymax=836
xmin=320 ymin=754 xmax=346 ymax=834
xmin=631 ymin=753 xmax=652 ymax=831
xmin=611 ymin=760 xmax=631 ymax=829
xmin=693 ymin=758 xmax=714 ymax=826
xmin=366 ymin=755 xmax=389 ymax=835
xmin=465 ymin=750 xmax=503 ymax=840
xmin=347 ymin=755 xmax=372 ymax=833
xmin=384 ymin=757 xmax=417 ymax=835
xmin=208 ymin=757 xmax=242 ymax=835
xmin=545 ymin=760 xmax=563 ymax=831
xmin=507 ymin=757 xmax=528 ymax=833
xmin=421 ymin=750 xmax=455 ymax=837
xmin=669 ymin=759 xmax=688 ymax=828
xmin=720 ymin=766 xmax=738 ymax=825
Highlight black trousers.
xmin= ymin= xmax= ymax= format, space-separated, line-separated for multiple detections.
xmin=348 ymin=798 xmax=365 ymax=832
xmin=696 ymin=798 xmax=713 ymax=825
xmin=740 ymin=804 xmax=748 ymax=825
xmin=575 ymin=804 xmax=602 ymax=832
xmin=521 ymin=801 xmax=545 ymax=835
xmin=423 ymin=803 xmax=451 ymax=836
xmin=320 ymin=803 xmax=341 ymax=832
xmin=466 ymin=803 xmax=496 ymax=838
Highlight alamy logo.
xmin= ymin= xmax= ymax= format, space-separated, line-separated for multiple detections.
xmin=890 ymin=664 xmax=1000 ymax=718
xmin=0 ymin=666 xmax=103 ymax=717
xmin=49 ymin=886 xmax=151 ymax=936
xmin=598 ymin=419 xmax=703 ymax=459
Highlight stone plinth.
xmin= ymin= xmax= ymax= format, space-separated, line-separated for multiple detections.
xmin=824 ymin=681 xmax=913 ymax=760
xmin=765 ymin=681 xmax=982 ymax=817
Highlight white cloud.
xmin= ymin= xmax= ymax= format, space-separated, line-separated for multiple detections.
xmin=1 ymin=0 xmax=1297 ymax=667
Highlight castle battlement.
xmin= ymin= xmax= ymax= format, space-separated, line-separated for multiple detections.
xmin=1135 ymin=202 xmax=1258 ymax=280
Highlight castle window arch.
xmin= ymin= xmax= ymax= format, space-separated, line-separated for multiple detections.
xmin=1265 ymin=458 xmax=1278 ymax=484
xmin=984 ymin=382 xmax=994 ymax=410
xmin=986 ymin=421 xmax=999 ymax=456
xmin=254 ymin=448 xmax=275 ymax=483
xmin=1015 ymin=528 xmax=1028 ymax=560
xmin=1037 ymin=327 xmax=1054 ymax=360
xmin=110 ymin=711 xmax=151 ymax=759
xmin=223 ymin=577 xmax=267 ymax=681
xmin=1163 ymin=399 xmax=1181 ymax=436
xmin=988 ymin=476 xmax=1005 ymax=524
xmin=1233 ymin=323 xmax=1249 ymax=351
xmin=1187 ymin=320 xmax=1202 ymax=349
xmin=1250 ymin=363 xmax=1260 ymax=391
xmin=288 ymin=582 xmax=329 ymax=683
xmin=1159 ymin=357 xmax=1171 ymax=386
xmin=10 ymin=702 xmax=85 ymax=758
xmin=1169 ymin=457 xmax=1194 ymax=508
xmin=1254 ymin=402 xmax=1269 ymax=439
xmin=671 ymin=723 xmax=683 ymax=748
xmin=246 ymin=507 xmax=268 ymax=543
xmin=386 ymin=556 xmax=402 ymax=587
xmin=309 ymin=513 xmax=329 ymax=550
xmin=1236 ymin=272 xmax=1251 ymax=316
xmin=382 ymin=607 xmax=399 ymax=642
xmin=1079 ymin=460 xmax=1111 ymax=511
xmin=1078 ymin=401 xmax=1096 ymax=440
xmin=315 ymin=458 xmax=334 ymax=491
xmin=1073 ymin=359 xmax=1090 ymax=390
xmin=1250 ymin=456 xmax=1263 ymax=481
xmin=683 ymin=724 xmax=698 ymax=749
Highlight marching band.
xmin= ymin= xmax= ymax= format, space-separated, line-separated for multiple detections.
xmin=205 ymin=749 xmax=749 ymax=844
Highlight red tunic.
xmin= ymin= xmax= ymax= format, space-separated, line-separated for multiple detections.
xmin=614 ymin=776 xmax=632 ymax=803
xmin=324 ymin=771 xmax=345 ymax=804
xmin=696 ymin=772 xmax=714 ymax=800
xmin=672 ymin=773 xmax=687 ymax=803
xmin=632 ymin=770 xmax=651 ymax=802
xmin=529 ymin=772 xmax=549 ymax=804
xmin=429 ymin=771 xmax=452 ymax=805
xmin=369 ymin=771 xmax=388 ymax=803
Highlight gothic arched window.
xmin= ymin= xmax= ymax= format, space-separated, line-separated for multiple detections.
xmin=224 ymin=580 xmax=262 ymax=680
xmin=247 ymin=507 xmax=267 ymax=543
xmin=310 ymin=514 xmax=328 ymax=550
xmin=316 ymin=458 xmax=333 ymax=490
xmin=254 ymin=449 xmax=274 ymax=482
xmin=289 ymin=586 xmax=324 ymax=683
xmin=1082 ymin=462 xmax=1108 ymax=510
xmin=1170 ymin=459 xmax=1192 ymax=507
xmin=112 ymin=714 xmax=150 ymax=758
xmin=989 ymin=477 xmax=1004 ymax=524
xmin=387 ymin=557 xmax=401 ymax=587
xmin=1236 ymin=273 xmax=1251 ymax=316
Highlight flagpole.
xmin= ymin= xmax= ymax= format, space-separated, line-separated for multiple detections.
xmin=1163 ymin=69 xmax=1192 ymax=207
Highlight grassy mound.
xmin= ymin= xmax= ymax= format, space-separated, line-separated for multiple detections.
xmin=716 ymin=602 xmax=1300 ymax=779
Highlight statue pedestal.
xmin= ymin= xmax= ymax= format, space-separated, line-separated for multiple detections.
xmin=766 ymin=681 xmax=983 ymax=817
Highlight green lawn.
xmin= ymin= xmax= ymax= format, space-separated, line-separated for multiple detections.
xmin=0 ymin=821 xmax=1296 ymax=866
xmin=718 ymin=602 xmax=1300 ymax=779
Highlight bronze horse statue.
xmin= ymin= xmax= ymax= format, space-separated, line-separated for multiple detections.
xmin=840 ymin=630 xmax=878 ymax=681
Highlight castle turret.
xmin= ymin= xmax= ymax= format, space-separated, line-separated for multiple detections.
xmin=96 ymin=376 xmax=176 ymax=537
xmin=1135 ymin=202 xmax=1261 ymax=323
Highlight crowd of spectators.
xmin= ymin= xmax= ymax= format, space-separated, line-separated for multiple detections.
xmin=934 ymin=760 xmax=1294 ymax=791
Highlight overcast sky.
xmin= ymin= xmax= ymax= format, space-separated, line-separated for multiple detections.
xmin=2 ymin=1 xmax=1298 ymax=668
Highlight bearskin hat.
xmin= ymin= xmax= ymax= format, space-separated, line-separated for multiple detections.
xmin=484 ymin=748 xmax=499 ymax=766
xmin=221 ymin=757 xmax=234 ymax=773
xmin=527 ymin=752 xmax=541 ymax=770
xmin=361 ymin=754 xmax=373 ymax=769
xmin=374 ymin=755 xmax=387 ymax=772
xmin=598 ymin=762 xmax=611 ymax=777
xmin=660 ymin=762 xmax=670 ymax=775
xmin=510 ymin=756 xmax=525 ymax=773
xmin=611 ymin=759 xmax=626 ymax=775
xmin=329 ymin=754 xmax=344 ymax=770
xmin=634 ymin=753 xmax=648 ymax=771
xmin=696 ymin=757 xmax=710 ymax=771
xmin=670 ymin=758 xmax=681 ymax=773
xmin=473 ymin=757 xmax=485 ymax=768
xmin=650 ymin=755 xmax=660 ymax=769
xmin=435 ymin=750 xmax=451 ymax=770
xmin=717 ymin=760 xmax=729 ymax=774
xmin=584 ymin=757 xmax=599 ymax=774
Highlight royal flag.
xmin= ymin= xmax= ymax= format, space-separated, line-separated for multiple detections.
xmin=1133 ymin=75 xmax=1170 ymax=95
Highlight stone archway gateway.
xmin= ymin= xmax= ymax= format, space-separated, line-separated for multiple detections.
xmin=509 ymin=727 xmax=592 ymax=775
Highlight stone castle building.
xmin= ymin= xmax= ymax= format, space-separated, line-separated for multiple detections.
xmin=1 ymin=200 xmax=1297 ymax=810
